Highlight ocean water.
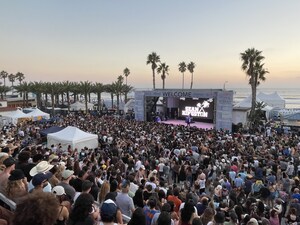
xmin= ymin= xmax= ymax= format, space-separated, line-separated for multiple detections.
xmin=233 ymin=88 xmax=300 ymax=109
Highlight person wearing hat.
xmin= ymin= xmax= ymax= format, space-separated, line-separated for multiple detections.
xmin=30 ymin=172 xmax=53 ymax=194
xmin=6 ymin=169 xmax=28 ymax=203
xmin=115 ymin=179 xmax=135 ymax=218
xmin=52 ymin=186 xmax=69 ymax=225
xmin=28 ymin=161 xmax=54 ymax=193
xmin=58 ymin=169 xmax=76 ymax=202
xmin=100 ymin=199 xmax=119 ymax=225
xmin=0 ymin=156 xmax=16 ymax=194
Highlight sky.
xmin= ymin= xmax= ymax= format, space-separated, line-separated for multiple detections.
xmin=1 ymin=1 xmax=300 ymax=89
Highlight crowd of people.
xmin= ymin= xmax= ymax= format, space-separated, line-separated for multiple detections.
xmin=0 ymin=112 xmax=300 ymax=225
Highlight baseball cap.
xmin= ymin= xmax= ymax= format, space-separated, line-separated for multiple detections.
xmin=62 ymin=170 xmax=74 ymax=179
xmin=101 ymin=199 xmax=117 ymax=218
xmin=32 ymin=172 xmax=53 ymax=186
xmin=3 ymin=157 xmax=16 ymax=167
xmin=9 ymin=169 xmax=25 ymax=181
xmin=52 ymin=186 xmax=66 ymax=196
xmin=121 ymin=179 xmax=130 ymax=188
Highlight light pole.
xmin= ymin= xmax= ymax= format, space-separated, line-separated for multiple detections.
xmin=223 ymin=81 xmax=228 ymax=90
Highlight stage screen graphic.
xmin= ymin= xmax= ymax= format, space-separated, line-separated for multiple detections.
xmin=179 ymin=98 xmax=214 ymax=122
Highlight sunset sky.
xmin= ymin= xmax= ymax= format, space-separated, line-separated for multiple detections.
xmin=1 ymin=1 xmax=300 ymax=89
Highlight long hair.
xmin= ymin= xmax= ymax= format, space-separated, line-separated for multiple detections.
xmin=6 ymin=179 xmax=26 ymax=199
xmin=200 ymin=207 xmax=214 ymax=225
xmin=98 ymin=181 xmax=110 ymax=203
xmin=69 ymin=193 xmax=94 ymax=223
xmin=181 ymin=202 xmax=195 ymax=224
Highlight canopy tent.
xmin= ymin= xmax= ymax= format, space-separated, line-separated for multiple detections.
xmin=26 ymin=108 xmax=50 ymax=121
xmin=47 ymin=126 xmax=98 ymax=151
xmin=40 ymin=126 xmax=65 ymax=136
xmin=233 ymin=95 xmax=274 ymax=125
xmin=1 ymin=109 xmax=31 ymax=125
xmin=70 ymin=102 xmax=94 ymax=111
xmin=257 ymin=92 xmax=285 ymax=108
xmin=123 ymin=99 xmax=134 ymax=113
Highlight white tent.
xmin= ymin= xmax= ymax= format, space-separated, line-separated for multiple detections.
xmin=26 ymin=108 xmax=50 ymax=121
xmin=233 ymin=95 xmax=274 ymax=125
xmin=257 ymin=92 xmax=285 ymax=108
xmin=70 ymin=102 xmax=94 ymax=111
xmin=123 ymin=99 xmax=134 ymax=113
xmin=1 ymin=109 xmax=31 ymax=125
xmin=47 ymin=126 xmax=98 ymax=151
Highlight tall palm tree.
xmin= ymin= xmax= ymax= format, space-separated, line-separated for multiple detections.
xmin=157 ymin=63 xmax=169 ymax=89
xmin=178 ymin=62 xmax=187 ymax=89
xmin=240 ymin=48 xmax=269 ymax=118
xmin=146 ymin=52 xmax=160 ymax=90
xmin=123 ymin=68 xmax=130 ymax=85
xmin=0 ymin=71 xmax=8 ymax=86
xmin=114 ymin=76 xmax=125 ymax=113
xmin=8 ymin=74 xmax=16 ymax=87
xmin=187 ymin=62 xmax=196 ymax=89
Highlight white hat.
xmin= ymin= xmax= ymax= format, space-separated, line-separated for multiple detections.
xmin=62 ymin=169 xmax=74 ymax=179
xmin=52 ymin=186 xmax=66 ymax=196
xmin=140 ymin=165 xmax=145 ymax=170
xmin=30 ymin=161 xmax=54 ymax=176
xmin=152 ymin=169 xmax=158 ymax=174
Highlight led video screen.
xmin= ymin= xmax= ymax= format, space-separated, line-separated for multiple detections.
xmin=178 ymin=98 xmax=214 ymax=122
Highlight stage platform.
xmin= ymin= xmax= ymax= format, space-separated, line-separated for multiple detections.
xmin=160 ymin=119 xmax=214 ymax=130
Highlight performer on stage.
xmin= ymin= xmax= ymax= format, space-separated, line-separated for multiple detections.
xmin=186 ymin=114 xmax=192 ymax=126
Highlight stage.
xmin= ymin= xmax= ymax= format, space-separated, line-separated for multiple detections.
xmin=160 ymin=119 xmax=214 ymax=130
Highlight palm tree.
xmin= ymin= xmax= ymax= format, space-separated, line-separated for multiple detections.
xmin=92 ymin=82 xmax=105 ymax=111
xmin=178 ymin=62 xmax=187 ymax=89
xmin=0 ymin=71 xmax=8 ymax=86
xmin=157 ymin=63 xmax=169 ymax=89
xmin=0 ymin=85 xmax=10 ymax=99
xmin=187 ymin=62 xmax=196 ymax=89
xmin=123 ymin=68 xmax=130 ymax=85
xmin=146 ymin=52 xmax=160 ymax=90
xmin=105 ymin=83 xmax=116 ymax=110
xmin=15 ymin=72 xmax=25 ymax=85
xmin=8 ymin=74 xmax=16 ymax=87
xmin=79 ymin=81 xmax=92 ymax=113
xmin=29 ymin=81 xmax=44 ymax=109
xmin=122 ymin=84 xmax=133 ymax=103
xmin=15 ymin=82 xmax=30 ymax=107
xmin=114 ymin=76 xmax=125 ymax=113
xmin=240 ymin=48 xmax=269 ymax=118
xmin=62 ymin=81 xmax=72 ymax=111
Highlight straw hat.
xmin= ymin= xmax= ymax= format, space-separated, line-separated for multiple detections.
xmin=30 ymin=161 xmax=54 ymax=176
xmin=6 ymin=143 xmax=18 ymax=150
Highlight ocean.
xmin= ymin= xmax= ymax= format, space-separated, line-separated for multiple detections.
xmin=98 ymin=87 xmax=300 ymax=109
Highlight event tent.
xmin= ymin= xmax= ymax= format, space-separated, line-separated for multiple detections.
xmin=47 ymin=126 xmax=98 ymax=151
xmin=1 ymin=109 xmax=31 ymax=125
xmin=70 ymin=102 xmax=94 ymax=111
xmin=257 ymin=92 xmax=285 ymax=108
xmin=233 ymin=94 xmax=275 ymax=125
xmin=26 ymin=108 xmax=50 ymax=121
xmin=40 ymin=126 xmax=65 ymax=136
